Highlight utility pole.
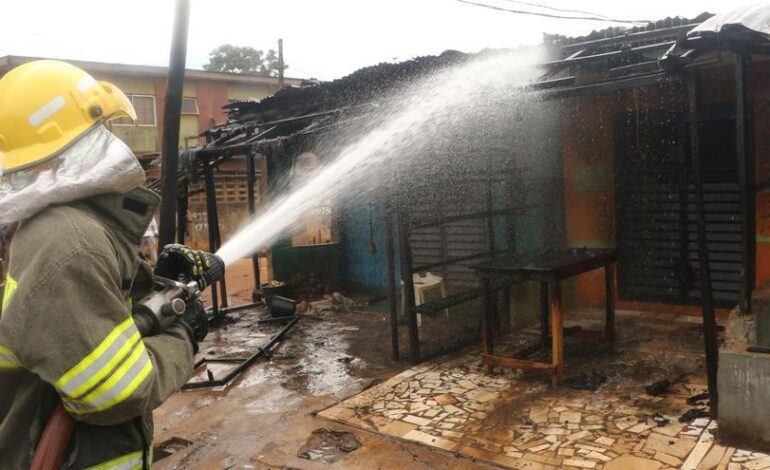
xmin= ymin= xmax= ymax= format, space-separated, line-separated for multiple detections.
xmin=158 ymin=0 xmax=191 ymax=252
xmin=278 ymin=39 xmax=285 ymax=90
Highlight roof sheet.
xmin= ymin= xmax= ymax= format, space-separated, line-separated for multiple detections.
xmin=687 ymin=2 xmax=770 ymax=45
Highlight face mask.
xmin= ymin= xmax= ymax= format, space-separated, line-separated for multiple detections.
xmin=0 ymin=125 xmax=146 ymax=225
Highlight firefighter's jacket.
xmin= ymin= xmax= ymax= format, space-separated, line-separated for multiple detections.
xmin=0 ymin=187 xmax=194 ymax=469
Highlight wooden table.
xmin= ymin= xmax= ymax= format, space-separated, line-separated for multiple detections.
xmin=472 ymin=248 xmax=617 ymax=387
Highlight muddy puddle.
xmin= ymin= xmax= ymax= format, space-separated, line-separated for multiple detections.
xmin=183 ymin=308 xmax=376 ymax=398
xmin=297 ymin=428 xmax=362 ymax=463
xmin=152 ymin=304 xmax=408 ymax=468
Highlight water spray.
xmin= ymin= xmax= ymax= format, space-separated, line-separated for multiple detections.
xmin=215 ymin=50 xmax=544 ymax=267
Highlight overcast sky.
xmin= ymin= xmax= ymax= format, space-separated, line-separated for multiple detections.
xmin=0 ymin=0 xmax=755 ymax=81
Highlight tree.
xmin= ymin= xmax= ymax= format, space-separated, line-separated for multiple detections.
xmin=203 ymin=44 xmax=287 ymax=76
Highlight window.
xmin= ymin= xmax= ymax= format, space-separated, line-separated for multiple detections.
xmin=112 ymin=95 xmax=156 ymax=126
xmin=181 ymin=97 xmax=199 ymax=115
xmin=131 ymin=96 xmax=156 ymax=126
xmin=291 ymin=152 xmax=337 ymax=246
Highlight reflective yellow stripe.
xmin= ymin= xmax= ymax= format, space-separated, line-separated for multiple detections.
xmin=55 ymin=318 xmax=137 ymax=393
xmin=66 ymin=330 xmax=141 ymax=399
xmin=85 ymin=450 xmax=143 ymax=470
xmin=0 ymin=343 xmax=21 ymax=369
xmin=96 ymin=354 xmax=153 ymax=412
xmin=2 ymin=275 xmax=17 ymax=310
xmin=65 ymin=340 xmax=153 ymax=414
xmin=80 ymin=341 xmax=147 ymax=405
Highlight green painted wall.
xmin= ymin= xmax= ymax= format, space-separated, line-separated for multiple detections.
xmin=271 ymin=240 xmax=341 ymax=286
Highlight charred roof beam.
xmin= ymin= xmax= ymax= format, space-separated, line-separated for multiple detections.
xmin=541 ymin=41 xmax=675 ymax=69
xmin=559 ymin=23 xmax=699 ymax=53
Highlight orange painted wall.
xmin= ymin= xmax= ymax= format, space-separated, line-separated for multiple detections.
xmin=153 ymin=79 xmax=232 ymax=147
xmin=560 ymin=92 xmax=620 ymax=308
xmin=196 ymin=80 xmax=230 ymax=136
xmin=750 ymin=60 xmax=770 ymax=288
xmin=561 ymin=58 xmax=770 ymax=311
xmin=153 ymin=78 xmax=167 ymax=146
xmin=561 ymin=83 xmax=691 ymax=308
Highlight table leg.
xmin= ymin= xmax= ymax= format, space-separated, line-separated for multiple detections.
xmin=540 ymin=281 xmax=549 ymax=348
xmin=605 ymin=264 xmax=616 ymax=352
xmin=502 ymin=287 xmax=511 ymax=333
xmin=482 ymin=276 xmax=495 ymax=374
xmin=550 ymin=280 xmax=564 ymax=387
xmin=491 ymin=289 xmax=499 ymax=337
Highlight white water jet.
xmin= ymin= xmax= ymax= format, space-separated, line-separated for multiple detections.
xmin=216 ymin=49 xmax=543 ymax=266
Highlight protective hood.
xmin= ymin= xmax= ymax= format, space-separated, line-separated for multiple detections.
xmin=0 ymin=125 xmax=146 ymax=225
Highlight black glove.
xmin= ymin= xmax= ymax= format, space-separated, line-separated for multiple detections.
xmin=155 ymin=244 xmax=211 ymax=290
xmin=178 ymin=299 xmax=208 ymax=354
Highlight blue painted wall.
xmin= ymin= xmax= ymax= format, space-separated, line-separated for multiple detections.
xmin=338 ymin=199 xmax=390 ymax=292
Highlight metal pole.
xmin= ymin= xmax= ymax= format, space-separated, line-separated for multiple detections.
xmin=485 ymin=153 xmax=504 ymax=331
xmin=203 ymin=160 xmax=220 ymax=318
xmin=485 ymin=154 xmax=496 ymax=254
xmin=176 ymin=179 xmax=188 ymax=245
xmin=688 ymin=70 xmax=719 ymax=418
xmin=157 ymin=0 xmax=191 ymax=252
xmin=209 ymin=170 xmax=228 ymax=309
xmin=736 ymin=52 xmax=754 ymax=314
xmin=385 ymin=202 xmax=400 ymax=361
xmin=245 ymin=152 xmax=262 ymax=293
xmin=397 ymin=210 xmax=420 ymax=362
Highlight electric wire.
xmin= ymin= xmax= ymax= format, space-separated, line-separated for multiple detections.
xmin=457 ymin=0 xmax=650 ymax=25
xmin=499 ymin=0 xmax=616 ymax=20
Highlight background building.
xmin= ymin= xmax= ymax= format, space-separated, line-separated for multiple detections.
xmin=0 ymin=55 xmax=305 ymax=162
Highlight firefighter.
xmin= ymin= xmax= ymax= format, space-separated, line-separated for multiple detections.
xmin=0 ymin=60 xmax=208 ymax=469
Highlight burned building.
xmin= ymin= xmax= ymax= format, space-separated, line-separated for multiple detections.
xmin=170 ymin=3 xmax=770 ymax=460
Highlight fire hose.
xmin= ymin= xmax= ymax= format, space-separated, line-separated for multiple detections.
xmin=30 ymin=252 xmax=225 ymax=470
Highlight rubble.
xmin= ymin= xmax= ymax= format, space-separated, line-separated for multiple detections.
xmin=679 ymin=408 xmax=710 ymax=423
xmin=651 ymin=413 xmax=670 ymax=427
xmin=564 ymin=371 xmax=607 ymax=391
xmin=285 ymin=272 xmax=335 ymax=299
xmin=644 ymin=379 xmax=672 ymax=396
xmin=297 ymin=292 xmax=366 ymax=316
xmin=686 ymin=391 xmax=710 ymax=406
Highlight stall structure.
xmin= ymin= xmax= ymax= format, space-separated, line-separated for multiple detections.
xmin=146 ymin=3 xmax=770 ymax=450
xmin=529 ymin=7 xmax=770 ymax=438
xmin=169 ymin=50 xmax=558 ymax=363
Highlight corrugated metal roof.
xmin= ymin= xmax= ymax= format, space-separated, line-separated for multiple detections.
xmin=687 ymin=2 xmax=770 ymax=45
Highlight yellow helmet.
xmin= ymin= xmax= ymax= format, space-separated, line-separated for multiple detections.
xmin=0 ymin=60 xmax=137 ymax=174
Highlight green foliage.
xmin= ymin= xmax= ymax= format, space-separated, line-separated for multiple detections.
xmin=203 ymin=44 xmax=287 ymax=76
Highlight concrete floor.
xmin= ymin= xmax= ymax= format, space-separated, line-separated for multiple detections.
xmin=320 ymin=310 xmax=770 ymax=469
xmin=151 ymin=271 xmax=764 ymax=469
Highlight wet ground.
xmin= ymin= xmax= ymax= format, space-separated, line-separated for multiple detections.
xmin=321 ymin=310 xmax=768 ymax=469
xmin=153 ymin=263 xmax=762 ymax=469
xmin=152 ymin=302 xmax=495 ymax=469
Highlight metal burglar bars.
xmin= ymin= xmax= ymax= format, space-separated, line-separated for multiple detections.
xmin=386 ymin=156 xmax=528 ymax=361
xmin=614 ymin=108 xmax=743 ymax=307
xmin=202 ymin=157 xmax=228 ymax=317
